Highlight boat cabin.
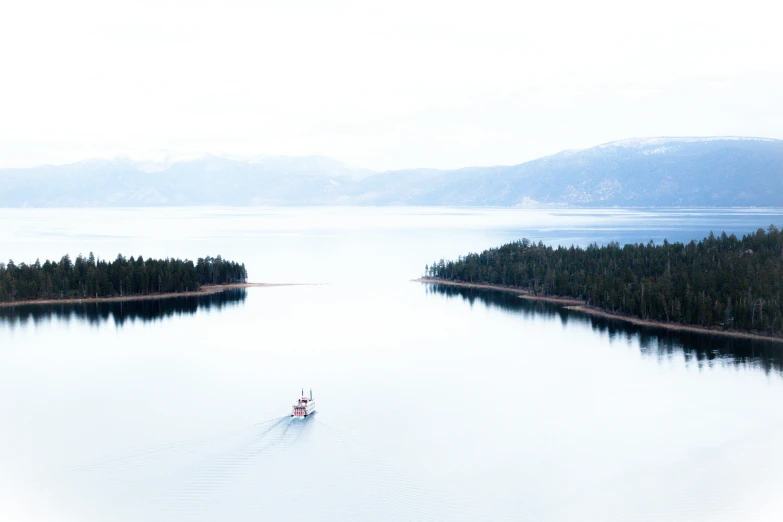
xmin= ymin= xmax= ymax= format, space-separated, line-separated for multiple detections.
xmin=292 ymin=389 xmax=315 ymax=417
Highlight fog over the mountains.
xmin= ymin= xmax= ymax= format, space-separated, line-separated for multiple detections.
xmin=2 ymin=137 xmax=781 ymax=208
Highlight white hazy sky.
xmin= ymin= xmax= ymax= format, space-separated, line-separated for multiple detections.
xmin=1 ymin=0 xmax=781 ymax=170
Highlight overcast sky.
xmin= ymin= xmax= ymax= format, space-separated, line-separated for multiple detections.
xmin=1 ymin=0 xmax=781 ymax=170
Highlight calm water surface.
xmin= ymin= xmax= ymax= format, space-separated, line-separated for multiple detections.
xmin=2 ymin=207 xmax=783 ymax=521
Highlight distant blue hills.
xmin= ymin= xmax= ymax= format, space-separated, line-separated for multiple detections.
xmin=1 ymin=137 xmax=782 ymax=207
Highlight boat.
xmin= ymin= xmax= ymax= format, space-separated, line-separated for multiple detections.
xmin=291 ymin=388 xmax=315 ymax=418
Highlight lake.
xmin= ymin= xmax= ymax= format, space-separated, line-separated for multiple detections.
xmin=2 ymin=207 xmax=783 ymax=522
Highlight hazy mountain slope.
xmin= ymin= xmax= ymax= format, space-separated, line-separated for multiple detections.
xmin=352 ymin=138 xmax=783 ymax=206
xmin=0 ymin=156 xmax=371 ymax=207
xmin=1 ymin=138 xmax=781 ymax=207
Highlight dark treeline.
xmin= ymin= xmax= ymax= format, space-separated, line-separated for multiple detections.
xmin=426 ymin=226 xmax=783 ymax=337
xmin=0 ymin=254 xmax=247 ymax=303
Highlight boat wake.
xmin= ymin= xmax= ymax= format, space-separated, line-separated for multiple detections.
xmin=28 ymin=412 xmax=483 ymax=521
xmin=159 ymin=414 xmax=317 ymax=518
xmin=27 ymin=415 xmax=315 ymax=521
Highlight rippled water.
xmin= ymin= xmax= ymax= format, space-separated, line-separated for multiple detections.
xmin=2 ymin=207 xmax=783 ymax=521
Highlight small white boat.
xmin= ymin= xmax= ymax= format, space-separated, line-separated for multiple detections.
xmin=291 ymin=388 xmax=315 ymax=418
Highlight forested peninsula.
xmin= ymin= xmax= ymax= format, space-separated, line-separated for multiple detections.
xmin=424 ymin=226 xmax=783 ymax=339
xmin=0 ymin=254 xmax=247 ymax=304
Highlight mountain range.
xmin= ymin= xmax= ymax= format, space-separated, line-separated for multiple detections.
xmin=2 ymin=137 xmax=782 ymax=207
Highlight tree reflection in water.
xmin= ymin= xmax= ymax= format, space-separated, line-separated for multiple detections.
xmin=0 ymin=288 xmax=247 ymax=327
xmin=427 ymin=283 xmax=783 ymax=376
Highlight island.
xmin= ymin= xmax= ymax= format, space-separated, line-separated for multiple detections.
xmin=0 ymin=254 xmax=255 ymax=306
xmin=421 ymin=226 xmax=783 ymax=342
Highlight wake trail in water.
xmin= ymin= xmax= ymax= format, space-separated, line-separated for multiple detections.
xmin=26 ymin=413 xmax=486 ymax=521
xmin=159 ymin=415 xmax=316 ymax=519
xmin=32 ymin=416 xmax=285 ymax=485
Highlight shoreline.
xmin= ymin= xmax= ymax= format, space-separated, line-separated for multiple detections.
xmin=412 ymin=278 xmax=585 ymax=305
xmin=414 ymin=278 xmax=783 ymax=344
xmin=0 ymin=283 xmax=305 ymax=308
xmin=563 ymin=305 xmax=783 ymax=344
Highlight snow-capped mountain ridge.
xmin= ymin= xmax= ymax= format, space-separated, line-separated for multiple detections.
xmin=598 ymin=136 xmax=780 ymax=149
xmin=1 ymin=137 xmax=781 ymax=207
